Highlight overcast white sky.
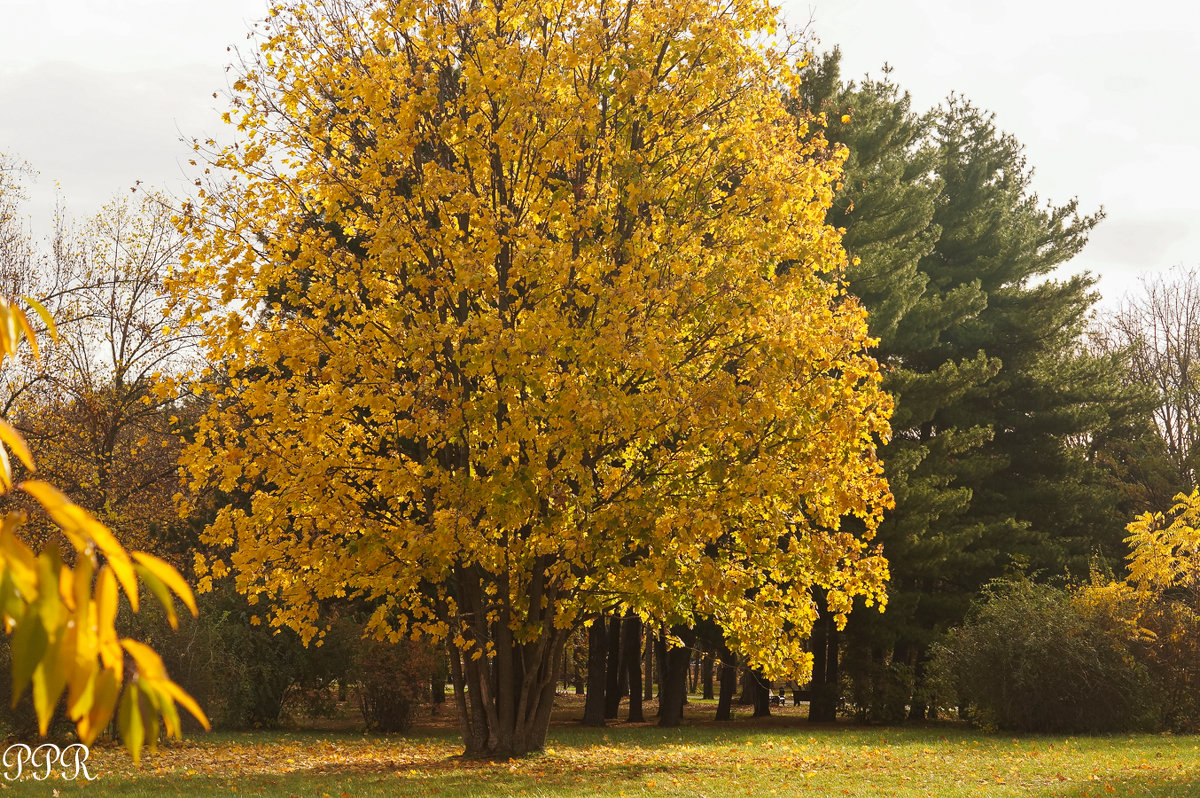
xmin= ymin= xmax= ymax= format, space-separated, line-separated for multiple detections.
xmin=2 ymin=0 xmax=1197 ymax=307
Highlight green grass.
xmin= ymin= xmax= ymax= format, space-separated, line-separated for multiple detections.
xmin=5 ymin=700 xmax=1200 ymax=797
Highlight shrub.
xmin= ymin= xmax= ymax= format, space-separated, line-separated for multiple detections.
xmin=116 ymin=581 xmax=361 ymax=730
xmin=928 ymin=578 xmax=1157 ymax=733
xmin=353 ymin=638 xmax=435 ymax=734
xmin=1133 ymin=600 xmax=1200 ymax=731
xmin=842 ymin=641 xmax=915 ymax=724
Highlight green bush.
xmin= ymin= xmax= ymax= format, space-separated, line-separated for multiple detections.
xmin=843 ymin=654 xmax=915 ymax=724
xmin=116 ymin=581 xmax=361 ymax=730
xmin=928 ymin=578 xmax=1157 ymax=733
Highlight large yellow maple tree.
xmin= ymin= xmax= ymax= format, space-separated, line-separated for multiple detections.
xmin=176 ymin=0 xmax=892 ymax=756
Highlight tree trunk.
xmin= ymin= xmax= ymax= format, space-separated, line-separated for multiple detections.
xmin=715 ymin=643 xmax=736 ymax=721
xmin=583 ymin=616 xmax=608 ymax=727
xmin=643 ymin=632 xmax=654 ymax=701
xmin=737 ymin=666 xmax=754 ymax=705
xmin=908 ymin=646 xmax=928 ymax=721
xmin=622 ymin=613 xmax=645 ymax=723
xmin=655 ymin=628 xmax=666 ymax=703
xmin=751 ymin=667 xmax=771 ymax=717
xmin=808 ymin=594 xmax=839 ymax=723
xmin=701 ymin=648 xmax=715 ymax=700
xmin=604 ymin=613 xmax=623 ymax=719
xmin=573 ymin=636 xmax=584 ymax=695
xmin=431 ymin=665 xmax=446 ymax=716
xmin=445 ymin=614 xmax=567 ymax=756
xmin=657 ymin=627 xmax=695 ymax=727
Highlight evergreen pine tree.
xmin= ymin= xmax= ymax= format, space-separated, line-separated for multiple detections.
xmin=799 ymin=53 xmax=1160 ymax=721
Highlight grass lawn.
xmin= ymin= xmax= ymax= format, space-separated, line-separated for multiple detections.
xmin=4 ymin=697 xmax=1199 ymax=797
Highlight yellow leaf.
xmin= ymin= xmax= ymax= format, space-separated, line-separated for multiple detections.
xmin=118 ymin=682 xmax=145 ymax=764
xmin=95 ymin=568 xmax=123 ymax=670
xmin=21 ymin=296 xmax=57 ymax=344
xmin=161 ymin=679 xmax=211 ymax=731
xmin=0 ymin=444 xmax=9 ymax=493
xmin=10 ymin=306 xmax=37 ymax=359
xmin=0 ymin=419 xmax=35 ymax=472
xmin=121 ymin=638 xmax=168 ymax=680
xmin=32 ymin=638 xmax=66 ymax=736
xmin=9 ymin=609 xmax=48 ymax=706
xmin=77 ymin=666 xmax=120 ymax=745
xmin=133 ymin=551 xmax=198 ymax=617
xmin=0 ymin=301 xmax=15 ymax=358
xmin=19 ymin=480 xmax=138 ymax=610
xmin=135 ymin=563 xmax=178 ymax=629
xmin=0 ymin=513 xmax=38 ymax=599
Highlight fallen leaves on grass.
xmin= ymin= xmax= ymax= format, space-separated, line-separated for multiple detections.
xmin=67 ymin=727 xmax=1200 ymax=797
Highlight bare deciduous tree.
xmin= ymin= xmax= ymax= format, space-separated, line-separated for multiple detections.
xmin=1105 ymin=266 xmax=1200 ymax=488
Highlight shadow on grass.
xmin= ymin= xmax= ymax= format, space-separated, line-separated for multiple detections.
xmin=541 ymin=714 xmax=980 ymax=751
xmin=1051 ymin=772 xmax=1200 ymax=798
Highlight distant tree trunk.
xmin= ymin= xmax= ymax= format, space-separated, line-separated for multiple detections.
xmin=604 ymin=613 xmax=623 ymax=719
xmin=572 ymin=631 xmax=585 ymax=694
xmin=657 ymin=627 xmax=695 ymax=727
xmin=715 ymin=643 xmax=736 ymax=721
xmin=583 ymin=617 xmax=607 ymax=727
xmin=751 ymin=668 xmax=771 ymax=718
xmin=908 ymin=646 xmax=928 ymax=721
xmin=622 ymin=613 xmax=644 ymax=723
xmin=431 ymin=666 xmax=446 ymax=716
xmin=808 ymin=594 xmax=839 ymax=723
xmin=643 ymin=632 xmax=655 ymax=701
xmin=655 ymin=629 xmax=667 ymax=707
xmin=701 ymin=649 xmax=715 ymax=700
xmin=616 ymin=644 xmax=629 ymax=701
xmin=809 ymin=611 xmax=826 ymax=718
xmin=737 ymin=666 xmax=755 ymax=705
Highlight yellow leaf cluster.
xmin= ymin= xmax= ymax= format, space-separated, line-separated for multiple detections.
xmin=1126 ymin=488 xmax=1200 ymax=603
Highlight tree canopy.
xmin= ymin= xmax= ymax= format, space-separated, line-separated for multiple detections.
xmin=176 ymin=0 xmax=892 ymax=756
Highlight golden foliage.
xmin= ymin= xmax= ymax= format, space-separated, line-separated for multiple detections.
xmin=1126 ymin=488 xmax=1200 ymax=602
xmin=176 ymin=0 xmax=892 ymax=690
xmin=0 ymin=297 xmax=207 ymax=761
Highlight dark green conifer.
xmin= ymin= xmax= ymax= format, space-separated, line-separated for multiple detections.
xmin=798 ymin=52 xmax=1159 ymax=721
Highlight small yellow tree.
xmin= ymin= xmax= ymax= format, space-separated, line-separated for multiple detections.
xmin=1123 ymin=489 xmax=1200 ymax=728
xmin=1126 ymin=488 xmax=1200 ymax=604
xmin=177 ymin=0 xmax=892 ymax=756
xmin=0 ymin=296 xmax=206 ymax=761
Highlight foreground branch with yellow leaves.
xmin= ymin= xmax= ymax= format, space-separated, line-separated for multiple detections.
xmin=0 ymin=296 xmax=207 ymax=761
